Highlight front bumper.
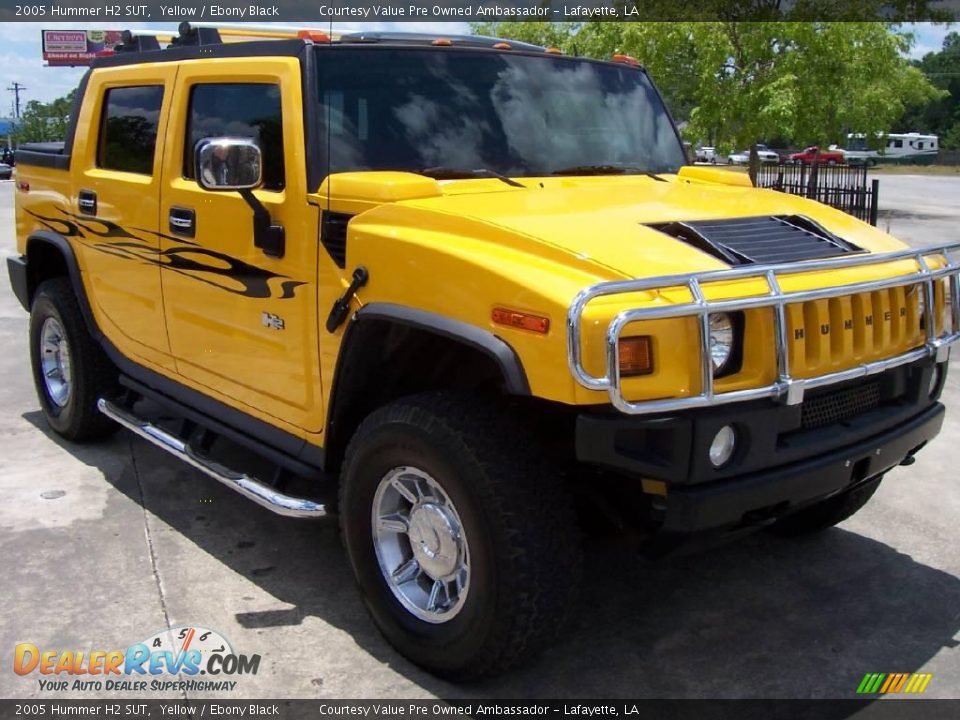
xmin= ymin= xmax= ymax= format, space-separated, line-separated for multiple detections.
xmin=661 ymin=402 xmax=942 ymax=533
xmin=575 ymin=360 xmax=946 ymax=533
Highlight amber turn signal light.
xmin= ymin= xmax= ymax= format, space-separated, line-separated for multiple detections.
xmin=491 ymin=307 xmax=550 ymax=334
xmin=618 ymin=336 xmax=653 ymax=376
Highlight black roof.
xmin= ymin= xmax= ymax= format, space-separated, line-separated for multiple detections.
xmin=338 ymin=31 xmax=545 ymax=52
xmin=92 ymin=30 xmax=547 ymax=69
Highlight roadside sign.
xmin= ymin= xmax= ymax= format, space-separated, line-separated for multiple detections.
xmin=41 ymin=30 xmax=124 ymax=66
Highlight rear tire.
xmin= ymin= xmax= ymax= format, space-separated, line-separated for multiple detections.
xmin=339 ymin=392 xmax=582 ymax=680
xmin=767 ymin=476 xmax=882 ymax=537
xmin=29 ymin=278 xmax=118 ymax=441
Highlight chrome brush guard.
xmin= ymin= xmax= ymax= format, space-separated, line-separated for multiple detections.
xmin=567 ymin=243 xmax=960 ymax=415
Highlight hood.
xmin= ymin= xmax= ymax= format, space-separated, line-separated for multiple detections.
xmin=399 ymin=176 xmax=904 ymax=280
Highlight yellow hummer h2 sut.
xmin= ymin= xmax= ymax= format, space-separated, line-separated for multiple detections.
xmin=8 ymin=25 xmax=960 ymax=680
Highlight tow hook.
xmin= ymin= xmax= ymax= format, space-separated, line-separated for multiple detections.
xmin=326 ymin=266 xmax=369 ymax=332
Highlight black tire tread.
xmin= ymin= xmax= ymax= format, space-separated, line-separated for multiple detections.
xmin=340 ymin=392 xmax=582 ymax=681
xmin=30 ymin=277 xmax=117 ymax=442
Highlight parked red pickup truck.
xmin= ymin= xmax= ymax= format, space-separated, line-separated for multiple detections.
xmin=788 ymin=146 xmax=845 ymax=165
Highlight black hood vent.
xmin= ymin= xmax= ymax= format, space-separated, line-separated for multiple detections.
xmin=647 ymin=215 xmax=863 ymax=266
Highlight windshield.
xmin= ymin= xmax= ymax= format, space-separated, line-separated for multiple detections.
xmin=315 ymin=47 xmax=686 ymax=178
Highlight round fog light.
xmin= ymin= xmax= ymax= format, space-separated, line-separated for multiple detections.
xmin=929 ymin=364 xmax=942 ymax=398
xmin=709 ymin=425 xmax=737 ymax=468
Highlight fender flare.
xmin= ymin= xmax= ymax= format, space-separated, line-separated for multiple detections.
xmin=349 ymin=302 xmax=531 ymax=395
xmin=322 ymin=302 xmax=532 ymax=467
xmin=21 ymin=230 xmax=104 ymax=342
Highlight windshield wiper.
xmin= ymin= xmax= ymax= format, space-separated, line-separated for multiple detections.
xmin=550 ymin=164 xmax=667 ymax=181
xmin=420 ymin=166 xmax=525 ymax=188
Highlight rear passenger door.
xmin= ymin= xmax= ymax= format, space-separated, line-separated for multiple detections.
xmin=74 ymin=65 xmax=178 ymax=370
xmin=159 ymin=59 xmax=323 ymax=433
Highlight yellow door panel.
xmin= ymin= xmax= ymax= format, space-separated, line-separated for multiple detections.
xmin=159 ymin=58 xmax=323 ymax=433
xmin=71 ymin=65 xmax=179 ymax=369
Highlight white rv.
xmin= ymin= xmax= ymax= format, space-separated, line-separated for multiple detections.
xmin=844 ymin=132 xmax=939 ymax=165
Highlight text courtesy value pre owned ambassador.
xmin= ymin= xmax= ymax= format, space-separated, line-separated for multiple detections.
xmin=8 ymin=26 xmax=960 ymax=680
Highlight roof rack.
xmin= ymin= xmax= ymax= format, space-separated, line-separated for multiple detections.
xmin=112 ymin=24 xmax=548 ymax=56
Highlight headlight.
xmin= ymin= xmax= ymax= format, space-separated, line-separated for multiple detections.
xmin=708 ymin=313 xmax=735 ymax=374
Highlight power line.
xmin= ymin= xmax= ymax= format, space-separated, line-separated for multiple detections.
xmin=7 ymin=82 xmax=26 ymax=119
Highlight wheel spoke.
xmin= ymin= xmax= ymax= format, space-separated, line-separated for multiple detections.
xmin=390 ymin=477 xmax=418 ymax=504
xmin=377 ymin=514 xmax=408 ymax=534
xmin=45 ymin=367 xmax=61 ymax=379
xmin=427 ymin=580 xmax=443 ymax=611
xmin=392 ymin=557 xmax=420 ymax=585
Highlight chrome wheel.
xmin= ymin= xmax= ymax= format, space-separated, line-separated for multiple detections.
xmin=372 ymin=466 xmax=470 ymax=624
xmin=40 ymin=317 xmax=72 ymax=408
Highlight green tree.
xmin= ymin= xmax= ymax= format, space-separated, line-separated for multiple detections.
xmin=900 ymin=32 xmax=960 ymax=149
xmin=472 ymin=22 xmax=943 ymax=153
xmin=11 ymin=89 xmax=76 ymax=145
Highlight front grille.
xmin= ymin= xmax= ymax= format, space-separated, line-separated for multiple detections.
xmin=785 ymin=286 xmax=925 ymax=375
xmin=801 ymin=382 xmax=881 ymax=430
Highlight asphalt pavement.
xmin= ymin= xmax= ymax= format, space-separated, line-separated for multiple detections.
xmin=0 ymin=175 xmax=958 ymax=701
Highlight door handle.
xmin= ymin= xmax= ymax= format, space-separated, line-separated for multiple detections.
xmin=169 ymin=207 xmax=196 ymax=238
xmin=78 ymin=190 xmax=97 ymax=216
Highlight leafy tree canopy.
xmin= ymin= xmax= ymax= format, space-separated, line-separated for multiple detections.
xmin=900 ymin=31 xmax=960 ymax=149
xmin=472 ymin=22 xmax=944 ymax=153
xmin=10 ymin=89 xmax=76 ymax=145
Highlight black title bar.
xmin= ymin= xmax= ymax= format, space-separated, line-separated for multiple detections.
xmin=1 ymin=0 xmax=959 ymax=22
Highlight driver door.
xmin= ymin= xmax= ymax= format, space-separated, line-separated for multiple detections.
xmin=158 ymin=59 xmax=324 ymax=433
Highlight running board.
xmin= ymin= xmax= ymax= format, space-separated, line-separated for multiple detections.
xmin=97 ymin=399 xmax=328 ymax=519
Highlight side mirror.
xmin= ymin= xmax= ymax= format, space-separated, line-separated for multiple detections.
xmin=194 ymin=137 xmax=284 ymax=258
xmin=195 ymin=137 xmax=263 ymax=191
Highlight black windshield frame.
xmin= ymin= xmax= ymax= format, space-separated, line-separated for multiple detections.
xmin=312 ymin=45 xmax=687 ymax=184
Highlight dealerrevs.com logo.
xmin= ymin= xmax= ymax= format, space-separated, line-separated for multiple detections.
xmin=14 ymin=626 xmax=260 ymax=693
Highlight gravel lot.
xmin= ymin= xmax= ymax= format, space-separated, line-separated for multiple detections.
xmin=0 ymin=175 xmax=958 ymax=700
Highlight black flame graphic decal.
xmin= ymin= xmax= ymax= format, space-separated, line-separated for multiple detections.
xmin=26 ymin=207 xmax=304 ymax=300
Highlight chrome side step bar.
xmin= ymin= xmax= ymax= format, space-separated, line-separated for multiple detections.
xmin=97 ymin=399 xmax=328 ymax=519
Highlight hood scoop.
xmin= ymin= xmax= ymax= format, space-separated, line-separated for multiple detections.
xmin=647 ymin=215 xmax=863 ymax=266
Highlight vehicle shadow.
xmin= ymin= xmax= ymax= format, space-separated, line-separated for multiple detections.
xmin=23 ymin=411 xmax=960 ymax=700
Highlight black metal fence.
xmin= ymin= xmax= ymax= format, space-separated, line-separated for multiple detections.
xmin=754 ymin=163 xmax=880 ymax=226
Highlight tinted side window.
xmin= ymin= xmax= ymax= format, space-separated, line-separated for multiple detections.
xmin=185 ymin=83 xmax=285 ymax=191
xmin=98 ymin=86 xmax=164 ymax=175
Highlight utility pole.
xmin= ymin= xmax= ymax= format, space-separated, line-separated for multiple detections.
xmin=7 ymin=82 xmax=26 ymax=119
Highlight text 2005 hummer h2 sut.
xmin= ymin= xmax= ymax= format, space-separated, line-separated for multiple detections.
xmin=8 ymin=26 xmax=960 ymax=679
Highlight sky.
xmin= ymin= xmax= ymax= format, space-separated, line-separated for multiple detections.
xmin=0 ymin=21 xmax=954 ymax=115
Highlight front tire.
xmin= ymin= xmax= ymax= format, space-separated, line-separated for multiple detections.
xmin=339 ymin=393 xmax=581 ymax=680
xmin=29 ymin=278 xmax=118 ymax=441
xmin=767 ymin=476 xmax=882 ymax=537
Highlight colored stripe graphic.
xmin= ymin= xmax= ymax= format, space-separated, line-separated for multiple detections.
xmin=857 ymin=673 xmax=886 ymax=694
xmin=904 ymin=673 xmax=933 ymax=694
xmin=857 ymin=672 xmax=932 ymax=694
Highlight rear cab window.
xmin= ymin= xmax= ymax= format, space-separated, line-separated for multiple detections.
xmin=97 ymin=85 xmax=164 ymax=175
